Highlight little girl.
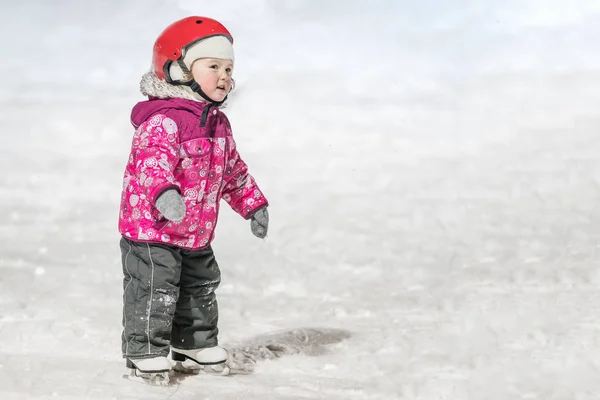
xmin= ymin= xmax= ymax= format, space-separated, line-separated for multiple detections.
xmin=118 ymin=16 xmax=269 ymax=384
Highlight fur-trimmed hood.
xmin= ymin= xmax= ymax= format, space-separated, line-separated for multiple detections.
xmin=139 ymin=71 xmax=206 ymax=102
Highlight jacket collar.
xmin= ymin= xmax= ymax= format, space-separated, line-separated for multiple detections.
xmin=139 ymin=71 xmax=206 ymax=102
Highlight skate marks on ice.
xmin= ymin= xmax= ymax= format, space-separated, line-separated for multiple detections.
xmin=121 ymin=327 xmax=351 ymax=387
xmin=226 ymin=327 xmax=351 ymax=375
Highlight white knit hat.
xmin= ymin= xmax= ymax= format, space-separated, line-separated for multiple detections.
xmin=168 ymin=35 xmax=234 ymax=82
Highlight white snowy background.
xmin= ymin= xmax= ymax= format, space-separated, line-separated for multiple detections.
xmin=1 ymin=0 xmax=600 ymax=399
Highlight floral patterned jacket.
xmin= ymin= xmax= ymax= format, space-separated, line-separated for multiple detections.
xmin=118 ymin=96 xmax=268 ymax=250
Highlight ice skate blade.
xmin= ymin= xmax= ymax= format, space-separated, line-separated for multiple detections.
xmin=173 ymin=360 xmax=231 ymax=376
xmin=124 ymin=368 xmax=171 ymax=386
xmin=171 ymin=350 xmax=230 ymax=375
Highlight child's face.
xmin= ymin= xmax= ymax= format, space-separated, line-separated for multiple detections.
xmin=191 ymin=58 xmax=234 ymax=102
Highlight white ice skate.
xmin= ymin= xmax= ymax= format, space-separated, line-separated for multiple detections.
xmin=171 ymin=346 xmax=230 ymax=375
xmin=125 ymin=356 xmax=172 ymax=386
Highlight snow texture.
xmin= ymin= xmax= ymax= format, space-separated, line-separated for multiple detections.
xmin=1 ymin=0 xmax=600 ymax=399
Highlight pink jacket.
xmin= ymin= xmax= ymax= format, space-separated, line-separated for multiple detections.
xmin=118 ymin=97 xmax=268 ymax=250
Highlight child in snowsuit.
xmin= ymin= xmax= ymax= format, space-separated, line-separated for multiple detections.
xmin=118 ymin=16 xmax=269 ymax=379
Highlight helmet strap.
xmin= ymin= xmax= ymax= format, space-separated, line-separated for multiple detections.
xmin=189 ymin=81 xmax=227 ymax=106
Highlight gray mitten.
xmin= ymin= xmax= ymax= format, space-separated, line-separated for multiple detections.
xmin=250 ymin=207 xmax=269 ymax=238
xmin=155 ymin=189 xmax=186 ymax=221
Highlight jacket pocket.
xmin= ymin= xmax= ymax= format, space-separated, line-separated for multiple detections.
xmin=180 ymin=138 xmax=212 ymax=158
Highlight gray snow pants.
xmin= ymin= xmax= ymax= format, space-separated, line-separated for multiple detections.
xmin=120 ymin=237 xmax=221 ymax=359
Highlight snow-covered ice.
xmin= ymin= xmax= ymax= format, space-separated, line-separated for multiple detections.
xmin=1 ymin=0 xmax=600 ymax=399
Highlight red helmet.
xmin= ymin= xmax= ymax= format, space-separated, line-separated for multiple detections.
xmin=152 ymin=16 xmax=233 ymax=83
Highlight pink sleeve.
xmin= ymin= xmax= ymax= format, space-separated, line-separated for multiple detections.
xmin=130 ymin=114 xmax=180 ymax=204
xmin=222 ymin=138 xmax=268 ymax=219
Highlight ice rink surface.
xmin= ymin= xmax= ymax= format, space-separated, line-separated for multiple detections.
xmin=1 ymin=1 xmax=600 ymax=398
